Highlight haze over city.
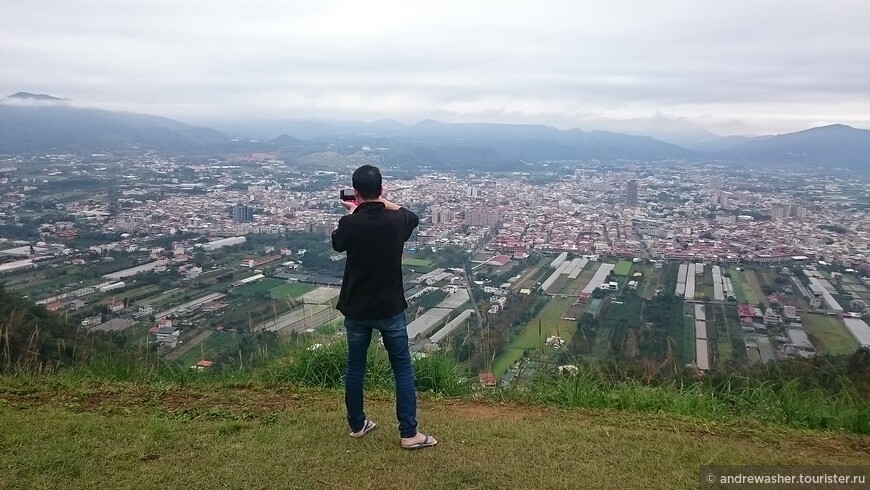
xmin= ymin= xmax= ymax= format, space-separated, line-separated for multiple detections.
xmin=2 ymin=0 xmax=869 ymax=138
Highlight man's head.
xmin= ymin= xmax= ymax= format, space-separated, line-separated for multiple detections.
xmin=352 ymin=165 xmax=382 ymax=201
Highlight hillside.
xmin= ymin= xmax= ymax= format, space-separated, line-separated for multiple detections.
xmin=0 ymin=93 xmax=233 ymax=154
xmin=2 ymin=379 xmax=868 ymax=490
xmin=719 ymin=124 xmax=870 ymax=169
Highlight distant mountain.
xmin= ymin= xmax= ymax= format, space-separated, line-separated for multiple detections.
xmin=692 ymin=135 xmax=770 ymax=152
xmin=718 ymin=124 xmax=870 ymax=168
xmin=0 ymin=93 xmax=236 ymax=154
xmin=249 ymin=118 xmax=694 ymax=169
xmin=8 ymin=92 xmax=69 ymax=102
xmin=2 ymin=93 xmax=867 ymax=171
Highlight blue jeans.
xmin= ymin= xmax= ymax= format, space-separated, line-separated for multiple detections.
xmin=344 ymin=312 xmax=418 ymax=438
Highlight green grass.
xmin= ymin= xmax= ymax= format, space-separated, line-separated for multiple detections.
xmin=173 ymin=332 xmax=240 ymax=368
xmin=802 ymin=313 xmax=860 ymax=355
xmin=1 ymin=379 xmax=868 ymax=490
xmin=727 ymin=269 xmax=758 ymax=305
xmin=269 ymin=282 xmax=316 ymax=300
xmin=262 ymin=341 xmax=469 ymax=396
xmin=491 ymin=297 xmax=574 ymax=377
xmin=234 ymin=279 xmax=286 ymax=296
xmin=402 ymin=258 xmax=432 ymax=267
xmin=612 ymin=260 xmax=633 ymax=276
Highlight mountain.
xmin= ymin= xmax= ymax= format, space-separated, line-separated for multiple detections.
xmin=254 ymin=119 xmax=694 ymax=170
xmin=0 ymin=93 xmax=235 ymax=154
xmin=692 ymin=134 xmax=769 ymax=152
xmin=3 ymin=93 xmax=867 ymax=170
xmin=718 ymin=124 xmax=870 ymax=168
xmin=7 ymin=92 xmax=69 ymax=102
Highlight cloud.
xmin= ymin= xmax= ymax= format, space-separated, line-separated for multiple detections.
xmin=0 ymin=1 xmax=868 ymax=136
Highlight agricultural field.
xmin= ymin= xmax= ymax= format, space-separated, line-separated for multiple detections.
xmin=491 ymin=297 xmax=575 ymax=377
xmin=558 ymin=266 xmax=596 ymax=296
xmin=269 ymin=283 xmax=316 ymax=301
xmin=612 ymin=260 xmax=633 ymax=276
xmin=511 ymin=258 xmax=550 ymax=291
xmin=727 ymin=268 xmax=758 ymax=305
xmin=401 ymin=257 xmax=432 ymax=267
xmin=174 ymin=330 xmax=242 ymax=367
xmin=234 ymin=279 xmax=286 ymax=296
xmin=802 ymin=313 xmax=860 ymax=355
xmin=641 ymin=267 xmax=663 ymax=300
xmin=743 ymin=270 xmax=768 ymax=306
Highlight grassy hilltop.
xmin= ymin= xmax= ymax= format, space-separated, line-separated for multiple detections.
xmin=2 ymin=378 xmax=869 ymax=490
xmin=2 ymin=284 xmax=869 ymax=489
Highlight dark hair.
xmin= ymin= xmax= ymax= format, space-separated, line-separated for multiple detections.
xmin=352 ymin=165 xmax=382 ymax=199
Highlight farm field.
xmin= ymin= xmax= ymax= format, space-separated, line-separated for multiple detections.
xmin=641 ymin=267 xmax=663 ymax=299
xmin=174 ymin=331 xmax=241 ymax=368
xmin=727 ymin=269 xmax=758 ymax=305
xmin=269 ymin=283 xmax=316 ymax=300
xmin=510 ymin=257 xmax=549 ymax=291
xmin=492 ymin=297 xmax=575 ymax=377
xmin=802 ymin=313 xmax=860 ymax=355
xmin=402 ymin=258 xmax=432 ymax=267
xmin=234 ymin=279 xmax=285 ymax=296
xmin=560 ymin=267 xmax=596 ymax=296
xmin=612 ymin=260 xmax=633 ymax=276
xmin=743 ymin=270 xmax=768 ymax=306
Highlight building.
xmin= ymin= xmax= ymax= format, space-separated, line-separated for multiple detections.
xmin=198 ymin=236 xmax=246 ymax=251
xmin=150 ymin=319 xmax=180 ymax=347
xmin=789 ymin=204 xmax=808 ymax=219
xmin=465 ymin=210 xmax=499 ymax=227
xmin=771 ymin=203 xmax=789 ymax=220
xmin=231 ymin=204 xmax=254 ymax=223
xmin=430 ymin=206 xmax=456 ymax=225
xmin=107 ymin=299 xmax=125 ymax=312
xmin=626 ymin=180 xmax=638 ymax=207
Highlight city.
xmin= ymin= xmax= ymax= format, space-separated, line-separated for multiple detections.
xmin=2 ymin=1 xmax=869 ymax=486
xmin=1 ymin=151 xmax=868 ymax=385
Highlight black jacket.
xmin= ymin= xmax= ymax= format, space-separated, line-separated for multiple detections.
xmin=332 ymin=201 xmax=419 ymax=320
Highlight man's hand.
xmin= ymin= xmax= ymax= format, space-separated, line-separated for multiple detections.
xmin=340 ymin=199 xmax=358 ymax=214
xmin=378 ymin=197 xmax=401 ymax=211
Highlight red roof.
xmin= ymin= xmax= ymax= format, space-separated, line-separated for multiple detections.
xmin=487 ymin=255 xmax=511 ymax=267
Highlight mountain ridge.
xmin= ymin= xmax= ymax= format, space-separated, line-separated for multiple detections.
xmin=1 ymin=92 xmax=869 ymax=170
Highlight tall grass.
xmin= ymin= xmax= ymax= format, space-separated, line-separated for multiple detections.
xmin=510 ymin=363 xmax=870 ymax=434
xmin=260 ymin=341 xmax=471 ymax=396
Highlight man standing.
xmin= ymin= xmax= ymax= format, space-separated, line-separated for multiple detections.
xmin=332 ymin=165 xmax=437 ymax=450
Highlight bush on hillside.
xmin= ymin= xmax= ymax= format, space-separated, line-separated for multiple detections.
xmin=0 ymin=285 xmax=118 ymax=372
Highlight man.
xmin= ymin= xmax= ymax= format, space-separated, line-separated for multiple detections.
xmin=331 ymin=164 xmax=437 ymax=450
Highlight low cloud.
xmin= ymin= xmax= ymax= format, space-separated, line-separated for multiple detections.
xmin=1 ymin=1 xmax=868 ymax=136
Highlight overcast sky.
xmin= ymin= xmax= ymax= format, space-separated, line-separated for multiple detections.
xmin=1 ymin=0 xmax=868 ymax=137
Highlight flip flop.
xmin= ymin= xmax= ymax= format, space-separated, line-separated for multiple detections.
xmin=401 ymin=434 xmax=438 ymax=450
xmin=350 ymin=420 xmax=376 ymax=438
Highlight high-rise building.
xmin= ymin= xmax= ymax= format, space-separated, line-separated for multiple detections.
xmin=625 ymin=180 xmax=638 ymax=207
xmin=789 ymin=204 xmax=808 ymax=219
xmin=464 ymin=210 xmax=499 ymax=227
xmin=770 ymin=204 xmax=789 ymax=220
xmin=231 ymin=204 xmax=254 ymax=223
xmin=431 ymin=207 xmax=456 ymax=225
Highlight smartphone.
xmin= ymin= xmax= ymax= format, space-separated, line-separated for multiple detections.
xmin=340 ymin=188 xmax=356 ymax=202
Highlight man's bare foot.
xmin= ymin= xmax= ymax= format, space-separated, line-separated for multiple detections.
xmin=400 ymin=432 xmax=438 ymax=450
